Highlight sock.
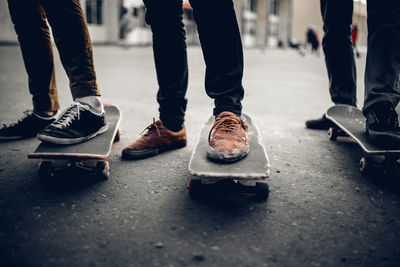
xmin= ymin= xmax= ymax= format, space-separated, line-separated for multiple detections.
xmin=34 ymin=110 xmax=58 ymax=119
xmin=76 ymin=96 xmax=104 ymax=113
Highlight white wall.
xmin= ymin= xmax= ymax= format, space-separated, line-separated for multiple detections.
xmin=0 ymin=1 xmax=18 ymax=43
xmin=292 ymin=0 xmax=323 ymax=43
xmin=0 ymin=1 xmax=119 ymax=45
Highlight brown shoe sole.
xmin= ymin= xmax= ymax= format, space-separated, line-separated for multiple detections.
xmin=122 ymin=140 xmax=187 ymax=160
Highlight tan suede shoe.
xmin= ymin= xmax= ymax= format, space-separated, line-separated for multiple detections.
xmin=122 ymin=119 xmax=187 ymax=160
xmin=207 ymin=111 xmax=250 ymax=162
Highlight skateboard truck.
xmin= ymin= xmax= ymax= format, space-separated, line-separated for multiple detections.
xmin=188 ymin=178 xmax=270 ymax=201
xmin=328 ymin=125 xmax=400 ymax=174
xmin=38 ymin=159 xmax=110 ymax=180
xmin=328 ymin=127 xmax=347 ymax=141
xmin=359 ymin=154 xmax=400 ymax=174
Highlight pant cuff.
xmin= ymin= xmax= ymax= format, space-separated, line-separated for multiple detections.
xmin=33 ymin=98 xmax=60 ymax=112
xmin=363 ymin=97 xmax=397 ymax=114
xmin=71 ymin=82 xmax=100 ymax=99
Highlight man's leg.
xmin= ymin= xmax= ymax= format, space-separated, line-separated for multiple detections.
xmin=321 ymin=0 xmax=356 ymax=106
xmin=40 ymin=0 xmax=100 ymax=101
xmin=363 ymin=0 xmax=400 ymax=111
xmin=144 ymin=0 xmax=188 ymax=132
xmin=0 ymin=0 xmax=59 ymax=141
xmin=35 ymin=0 xmax=107 ymax=145
xmin=189 ymin=0 xmax=248 ymax=162
xmin=7 ymin=0 xmax=59 ymax=112
xmin=189 ymin=0 xmax=244 ymax=117
xmin=362 ymin=0 xmax=400 ymax=142
xmin=306 ymin=0 xmax=356 ymax=130
xmin=122 ymin=0 xmax=188 ymax=160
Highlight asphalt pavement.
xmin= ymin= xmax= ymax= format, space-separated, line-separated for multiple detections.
xmin=0 ymin=45 xmax=399 ymax=267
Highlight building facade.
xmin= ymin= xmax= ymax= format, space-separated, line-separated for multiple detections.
xmin=238 ymin=0 xmax=367 ymax=48
xmin=0 ymin=0 xmax=366 ymax=47
xmin=0 ymin=0 xmax=121 ymax=45
xmin=80 ymin=0 xmax=120 ymax=44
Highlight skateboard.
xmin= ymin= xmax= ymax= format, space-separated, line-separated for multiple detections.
xmin=326 ymin=104 xmax=400 ymax=174
xmin=28 ymin=103 xmax=122 ymax=179
xmin=188 ymin=114 xmax=271 ymax=201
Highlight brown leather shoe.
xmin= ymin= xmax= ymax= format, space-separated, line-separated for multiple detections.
xmin=207 ymin=111 xmax=250 ymax=162
xmin=122 ymin=119 xmax=187 ymax=160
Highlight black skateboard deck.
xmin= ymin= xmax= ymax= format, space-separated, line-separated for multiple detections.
xmin=326 ymin=104 xmax=400 ymax=173
xmin=188 ymin=114 xmax=270 ymax=200
xmin=28 ymin=103 xmax=122 ymax=179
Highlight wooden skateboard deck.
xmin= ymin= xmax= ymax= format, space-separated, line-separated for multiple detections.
xmin=188 ymin=114 xmax=270 ymax=200
xmin=326 ymin=104 xmax=400 ymax=173
xmin=28 ymin=103 xmax=122 ymax=179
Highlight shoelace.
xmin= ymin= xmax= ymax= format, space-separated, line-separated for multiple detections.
xmin=371 ymin=107 xmax=399 ymax=129
xmin=1 ymin=110 xmax=32 ymax=130
xmin=389 ymin=108 xmax=399 ymax=128
xmin=208 ymin=115 xmax=242 ymax=142
xmin=51 ymin=103 xmax=83 ymax=129
xmin=140 ymin=118 xmax=161 ymax=137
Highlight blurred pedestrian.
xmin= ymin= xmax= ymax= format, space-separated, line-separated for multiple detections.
xmin=306 ymin=25 xmax=320 ymax=55
xmin=351 ymin=24 xmax=361 ymax=58
xmin=119 ymin=8 xmax=132 ymax=46
xmin=306 ymin=0 xmax=400 ymax=143
xmin=1 ymin=0 xmax=107 ymax=144
xmin=311 ymin=31 xmax=320 ymax=55
xmin=122 ymin=0 xmax=250 ymax=162
xmin=119 ymin=7 xmax=139 ymax=47
xmin=306 ymin=26 xmax=314 ymax=49
xmin=289 ymin=38 xmax=306 ymax=56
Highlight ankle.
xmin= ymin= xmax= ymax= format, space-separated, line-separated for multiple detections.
xmin=163 ymin=121 xmax=184 ymax=132
xmin=34 ymin=110 xmax=58 ymax=118
xmin=76 ymin=96 xmax=104 ymax=113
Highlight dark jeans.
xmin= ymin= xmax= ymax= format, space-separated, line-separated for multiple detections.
xmin=363 ymin=0 xmax=400 ymax=112
xmin=7 ymin=0 xmax=99 ymax=112
xmin=143 ymin=0 xmax=244 ymax=129
xmin=321 ymin=0 xmax=400 ymax=112
xmin=320 ymin=0 xmax=357 ymax=106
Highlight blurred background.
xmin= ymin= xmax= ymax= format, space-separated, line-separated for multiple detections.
xmin=0 ymin=0 xmax=367 ymax=49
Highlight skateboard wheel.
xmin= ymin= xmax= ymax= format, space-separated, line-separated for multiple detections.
xmin=328 ymin=127 xmax=338 ymax=141
xmin=359 ymin=157 xmax=372 ymax=174
xmin=38 ymin=161 xmax=54 ymax=179
xmin=255 ymin=182 xmax=269 ymax=201
xmin=96 ymin=161 xmax=110 ymax=179
xmin=188 ymin=179 xmax=201 ymax=197
xmin=114 ymin=129 xmax=121 ymax=143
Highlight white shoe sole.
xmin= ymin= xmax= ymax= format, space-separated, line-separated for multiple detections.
xmin=0 ymin=135 xmax=25 ymax=142
xmin=206 ymin=145 xmax=249 ymax=162
xmin=37 ymin=124 xmax=109 ymax=145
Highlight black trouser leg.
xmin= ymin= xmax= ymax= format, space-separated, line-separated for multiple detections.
xmin=41 ymin=0 xmax=100 ymax=99
xmin=320 ymin=0 xmax=357 ymax=106
xmin=362 ymin=0 xmax=400 ymax=113
xmin=189 ymin=0 xmax=244 ymax=116
xmin=143 ymin=0 xmax=188 ymax=130
xmin=7 ymin=0 xmax=59 ymax=112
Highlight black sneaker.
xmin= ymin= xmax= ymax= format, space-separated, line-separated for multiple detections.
xmin=37 ymin=102 xmax=108 ymax=145
xmin=305 ymin=114 xmax=334 ymax=130
xmin=364 ymin=102 xmax=400 ymax=143
xmin=0 ymin=111 xmax=56 ymax=141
